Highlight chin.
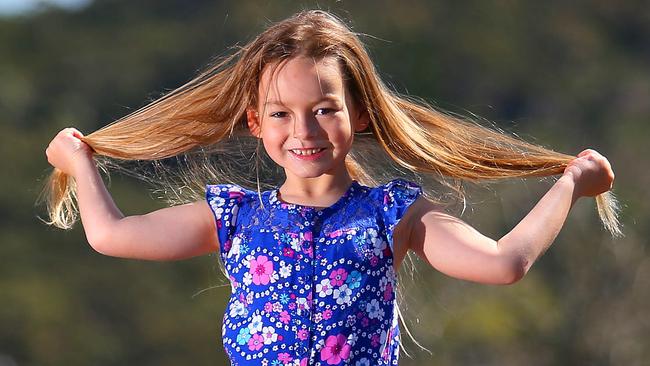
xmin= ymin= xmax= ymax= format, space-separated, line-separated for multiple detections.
xmin=286 ymin=169 xmax=330 ymax=179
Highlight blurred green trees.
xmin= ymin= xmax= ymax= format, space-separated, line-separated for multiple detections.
xmin=1 ymin=0 xmax=648 ymax=365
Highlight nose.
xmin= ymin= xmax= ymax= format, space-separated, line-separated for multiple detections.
xmin=292 ymin=113 xmax=320 ymax=139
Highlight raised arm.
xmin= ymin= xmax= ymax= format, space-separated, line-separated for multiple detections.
xmin=45 ymin=128 xmax=219 ymax=261
xmin=401 ymin=149 xmax=614 ymax=285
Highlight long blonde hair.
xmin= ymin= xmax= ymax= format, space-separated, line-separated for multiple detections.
xmin=39 ymin=9 xmax=620 ymax=236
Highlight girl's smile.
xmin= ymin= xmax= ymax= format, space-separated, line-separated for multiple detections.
xmin=289 ymin=147 xmax=327 ymax=160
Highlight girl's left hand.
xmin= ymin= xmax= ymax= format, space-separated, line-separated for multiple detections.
xmin=563 ymin=149 xmax=615 ymax=198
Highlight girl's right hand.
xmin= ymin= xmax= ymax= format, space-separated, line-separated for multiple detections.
xmin=45 ymin=127 xmax=94 ymax=176
xmin=563 ymin=149 xmax=615 ymax=198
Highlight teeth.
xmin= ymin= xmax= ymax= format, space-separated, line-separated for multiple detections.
xmin=291 ymin=148 xmax=323 ymax=156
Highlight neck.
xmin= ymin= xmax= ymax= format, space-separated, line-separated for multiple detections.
xmin=279 ymin=167 xmax=354 ymax=206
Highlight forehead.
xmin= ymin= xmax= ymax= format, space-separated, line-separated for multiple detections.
xmin=258 ymin=56 xmax=345 ymax=105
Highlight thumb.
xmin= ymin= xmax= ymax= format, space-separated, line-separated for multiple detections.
xmin=71 ymin=129 xmax=85 ymax=139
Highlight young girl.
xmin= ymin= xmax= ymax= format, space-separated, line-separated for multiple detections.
xmin=42 ymin=10 xmax=617 ymax=366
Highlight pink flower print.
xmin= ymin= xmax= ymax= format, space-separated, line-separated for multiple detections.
xmin=322 ymin=309 xmax=332 ymax=320
xmin=371 ymin=333 xmax=380 ymax=348
xmin=264 ymin=302 xmax=273 ymax=312
xmin=329 ymin=229 xmax=343 ymax=238
xmin=329 ymin=268 xmax=348 ymax=286
xmin=297 ymin=329 xmax=309 ymax=341
xmin=249 ymin=255 xmax=274 ymax=285
xmin=278 ymin=352 xmax=292 ymax=364
xmin=361 ymin=317 xmax=369 ymax=328
xmin=222 ymin=239 xmax=231 ymax=252
xmin=302 ymin=231 xmax=313 ymax=242
xmin=247 ymin=333 xmax=264 ymax=351
xmin=383 ymin=247 xmax=391 ymax=258
xmin=279 ymin=310 xmax=291 ymax=324
xmin=228 ymin=190 xmax=245 ymax=200
xmin=320 ymin=334 xmax=351 ymax=365
xmin=300 ymin=358 xmax=308 ymax=366
xmin=282 ymin=247 xmax=295 ymax=258
xmin=383 ymin=283 xmax=393 ymax=301
xmin=369 ymin=255 xmax=379 ymax=267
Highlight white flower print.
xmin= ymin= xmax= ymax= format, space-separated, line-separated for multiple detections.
xmin=290 ymin=237 xmax=301 ymax=252
xmin=348 ymin=333 xmax=358 ymax=346
xmin=272 ymin=302 xmax=282 ymax=313
xmin=313 ymin=312 xmax=323 ymax=323
xmin=209 ymin=196 xmax=226 ymax=218
xmin=316 ymin=278 xmax=333 ymax=297
xmin=242 ymin=254 xmax=254 ymax=268
xmin=379 ymin=276 xmax=388 ymax=292
xmin=242 ymin=272 xmax=253 ymax=286
xmin=366 ymin=299 xmax=385 ymax=320
xmin=296 ymin=297 xmax=310 ymax=311
xmin=261 ymin=326 xmax=278 ymax=344
xmin=386 ymin=265 xmax=396 ymax=283
xmin=228 ymin=236 xmax=241 ymax=259
xmin=278 ymin=262 xmax=292 ymax=278
xmin=378 ymin=329 xmax=388 ymax=354
xmin=346 ymin=315 xmax=356 ymax=327
xmin=229 ymin=300 xmax=247 ymax=318
xmin=248 ymin=314 xmax=263 ymax=333
xmin=333 ymin=284 xmax=352 ymax=306
xmin=368 ymin=229 xmax=387 ymax=258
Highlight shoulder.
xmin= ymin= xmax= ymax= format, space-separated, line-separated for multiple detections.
xmin=205 ymin=183 xmax=259 ymax=222
xmin=206 ymin=183 xmax=249 ymax=200
xmin=370 ymin=178 xmax=423 ymax=211
xmin=205 ymin=183 xmax=259 ymax=206
xmin=382 ymin=178 xmax=422 ymax=197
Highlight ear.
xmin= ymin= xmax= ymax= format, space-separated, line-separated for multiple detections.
xmin=354 ymin=108 xmax=370 ymax=133
xmin=246 ymin=109 xmax=262 ymax=138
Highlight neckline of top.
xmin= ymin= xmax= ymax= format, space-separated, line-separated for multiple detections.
xmin=269 ymin=180 xmax=362 ymax=213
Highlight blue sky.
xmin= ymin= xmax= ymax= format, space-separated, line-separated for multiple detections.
xmin=0 ymin=0 xmax=91 ymax=16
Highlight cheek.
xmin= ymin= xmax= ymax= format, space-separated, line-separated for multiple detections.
xmin=261 ymin=126 xmax=287 ymax=152
xmin=327 ymin=123 xmax=353 ymax=146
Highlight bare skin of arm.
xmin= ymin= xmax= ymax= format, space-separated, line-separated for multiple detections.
xmin=46 ymin=128 xmax=219 ymax=260
xmin=392 ymin=149 xmax=615 ymax=285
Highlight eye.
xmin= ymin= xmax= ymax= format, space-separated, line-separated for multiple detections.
xmin=315 ymin=108 xmax=335 ymax=116
xmin=270 ymin=111 xmax=288 ymax=118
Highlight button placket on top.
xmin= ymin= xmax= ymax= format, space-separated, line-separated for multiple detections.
xmin=304 ymin=207 xmax=326 ymax=363
xmin=298 ymin=207 xmax=316 ymax=357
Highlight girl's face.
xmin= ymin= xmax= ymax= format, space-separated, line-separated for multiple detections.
xmin=247 ymin=56 xmax=368 ymax=180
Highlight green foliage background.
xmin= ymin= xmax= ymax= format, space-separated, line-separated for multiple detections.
xmin=1 ymin=0 xmax=648 ymax=365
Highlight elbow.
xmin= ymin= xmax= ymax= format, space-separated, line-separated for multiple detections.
xmin=86 ymin=229 xmax=114 ymax=256
xmin=501 ymin=255 xmax=529 ymax=285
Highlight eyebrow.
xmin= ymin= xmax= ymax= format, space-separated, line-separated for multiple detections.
xmin=263 ymin=94 xmax=341 ymax=107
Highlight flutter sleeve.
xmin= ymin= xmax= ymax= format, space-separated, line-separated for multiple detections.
xmin=205 ymin=184 xmax=246 ymax=260
xmin=381 ymin=179 xmax=423 ymax=251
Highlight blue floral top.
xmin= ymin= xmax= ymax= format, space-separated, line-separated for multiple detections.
xmin=205 ymin=179 xmax=422 ymax=366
